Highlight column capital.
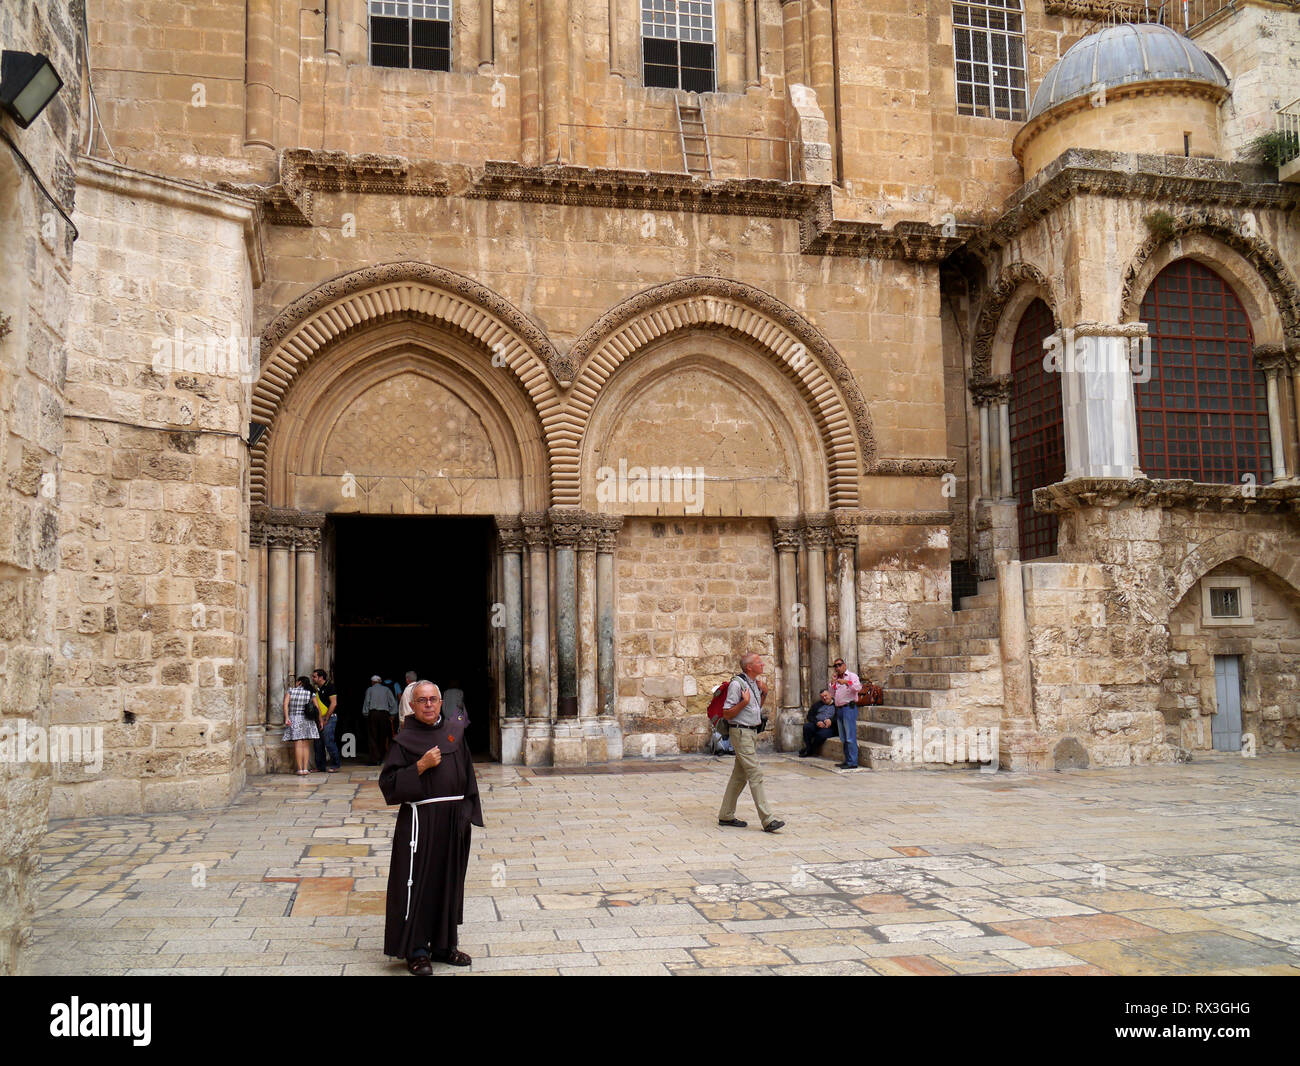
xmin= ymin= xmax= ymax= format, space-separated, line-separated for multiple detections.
xmin=771 ymin=517 xmax=802 ymax=552
xmin=800 ymin=512 xmax=832 ymax=549
xmin=969 ymin=374 xmax=1012 ymax=407
xmin=264 ymin=523 xmax=297 ymax=549
xmin=547 ymin=507 xmax=587 ymax=548
xmin=521 ymin=512 xmax=551 ymax=550
xmin=830 ymin=510 xmax=859 ymax=548
xmin=294 ymin=525 xmax=322 ymax=551
xmin=1254 ymin=343 xmax=1292 ymax=374
xmin=496 ymin=514 xmax=526 ymax=552
xmin=595 ymin=514 xmax=623 ymax=553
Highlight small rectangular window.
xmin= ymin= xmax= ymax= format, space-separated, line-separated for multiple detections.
xmin=953 ymin=0 xmax=1026 ymax=120
xmin=1209 ymin=586 xmax=1240 ymax=618
xmin=641 ymin=0 xmax=716 ymax=92
xmin=370 ymin=0 xmax=452 ymax=72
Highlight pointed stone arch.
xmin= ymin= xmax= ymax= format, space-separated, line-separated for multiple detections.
xmin=1168 ymin=529 xmax=1300 ymax=612
xmin=971 ymin=261 xmax=1059 ymax=380
xmin=1120 ymin=211 xmax=1300 ymax=344
xmin=251 ymin=262 xmax=563 ymax=505
xmin=555 ymin=277 xmax=874 ymax=509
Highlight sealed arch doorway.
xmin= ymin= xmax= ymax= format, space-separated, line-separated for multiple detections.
xmin=331 ymin=516 xmax=496 ymax=759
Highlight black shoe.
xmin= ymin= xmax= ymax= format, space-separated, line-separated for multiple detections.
xmin=797 ymin=748 xmax=809 ymax=757
xmin=718 ymin=818 xmax=747 ymax=828
xmin=763 ymin=819 xmax=785 ymax=833
xmin=836 ymin=762 xmax=859 ymax=770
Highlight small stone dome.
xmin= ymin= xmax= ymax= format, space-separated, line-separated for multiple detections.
xmin=1028 ymin=22 xmax=1228 ymax=120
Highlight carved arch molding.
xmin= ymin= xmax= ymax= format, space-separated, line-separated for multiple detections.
xmin=971 ymin=262 xmax=1059 ymax=380
xmin=1120 ymin=211 xmax=1300 ymax=339
xmin=252 ymin=265 xmax=874 ymax=509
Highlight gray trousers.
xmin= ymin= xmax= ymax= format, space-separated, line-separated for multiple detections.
xmin=718 ymin=726 xmax=775 ymax=827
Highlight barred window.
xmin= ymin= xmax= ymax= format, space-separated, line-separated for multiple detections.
xmin=953 ymin=0 xmax=1027 ymax=120
xmin=1009 ymin=299 xmax=1064 ymax=561
xmin=1136 ymin=260 xmax=1270 ymax=485
xmin=370 ymin=0 xmax=452 ymax=71
xmin=642 ymin=0 xmax=715 ymax=93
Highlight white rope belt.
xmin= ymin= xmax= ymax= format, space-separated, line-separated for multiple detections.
xmin=404 ymin=796 xmax=465 ymax=921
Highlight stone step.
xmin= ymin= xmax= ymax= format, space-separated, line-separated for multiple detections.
xmin=816 ymin=736 xmax=992 ymax=771
xmin=917 ymin=637 xmax=998 ymax=658
xmin=957 ymin=591 xmax=997 ymax=611
xmin=977 ymin=579 xmax=999 ymax=596
xmin=887 ymin=671 xmax=954 ymax=691
xmin=951 ymin=605 xmax=996 ymax=626
xmin=925 ymin=622 xmax=999 ymax=642
xmin=898 ymin=653 xmax=999 ymax=674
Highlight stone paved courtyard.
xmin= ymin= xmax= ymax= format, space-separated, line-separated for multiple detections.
xmin=22 ymin=752 xmax=1300 ymax=976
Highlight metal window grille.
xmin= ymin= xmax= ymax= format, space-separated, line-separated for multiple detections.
xmin=953 ymin=0 xmax=1027 ymax=120
xmin=370 ymin=0 xmax=452 ymax=71
xmin=1136 ymin=260 xmax=1270 ymax=485
xmin=642 ymin=0 xmax=716 ymax=92
xmin=1009 ymin=299 xmax=1064 ymax=561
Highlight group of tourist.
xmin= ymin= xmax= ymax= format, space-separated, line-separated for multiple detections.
xmin=281 ymin=669 xmax=470 ymax=775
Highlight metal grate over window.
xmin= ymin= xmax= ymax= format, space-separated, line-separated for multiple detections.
xmin=1137 ymin=260 xmax=1270 ymax=485
xmin=642 ymin=0 xmax=716 ymax=92
xmin=953 ymin=0 xmax=1027 ymax=120
xmin=1009 ymin=299 xmax=1064 ymax=561
xmin=370 ymin=0 xmax=452 ymax=71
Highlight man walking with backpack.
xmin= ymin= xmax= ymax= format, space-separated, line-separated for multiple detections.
xmin=716 ymin=652 xmax=785 ymax=833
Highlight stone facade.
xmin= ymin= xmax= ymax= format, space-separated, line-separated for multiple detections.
xmin=0 ymin=0 xmax=81 ymax=977
xmin=0 ymin=2 xmax=1298 ymax=955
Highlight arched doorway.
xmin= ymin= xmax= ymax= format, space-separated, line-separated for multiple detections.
xmin=1009 ymin=298 xmax=1063 ymax=560
xmin=1135 ymin=259 xmax=1268 ymax=484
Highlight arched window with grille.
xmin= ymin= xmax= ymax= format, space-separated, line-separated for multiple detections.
xmin=1009 ymin=298 xmax=1064 ymax=560
xmin=1136 ymin=259 xmax=1270 ymax=484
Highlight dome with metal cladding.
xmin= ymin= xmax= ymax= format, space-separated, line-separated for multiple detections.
xmin=1027 ymin=22 xmax=1228 ymax=120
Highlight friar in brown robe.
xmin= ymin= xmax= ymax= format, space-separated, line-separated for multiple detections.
xmin=379 ymin=680 xmax=483 ymax=972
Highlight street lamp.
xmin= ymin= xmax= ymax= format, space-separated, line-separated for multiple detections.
xmin=0 ymin=51 xmax=63 ymax=129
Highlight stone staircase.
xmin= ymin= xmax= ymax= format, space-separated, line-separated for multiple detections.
xmin=817 ymin=580 xmax=1004 ymax=770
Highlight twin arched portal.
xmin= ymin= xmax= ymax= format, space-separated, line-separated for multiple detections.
xmin=252 ymin=268 xmax=874 ymax=518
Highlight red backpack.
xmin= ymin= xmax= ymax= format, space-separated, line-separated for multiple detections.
xmin=706 ymin=675 xmax=746 ymax=724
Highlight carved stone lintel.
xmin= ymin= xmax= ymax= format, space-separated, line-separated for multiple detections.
xmin=1034 ymin=476 xmax=1299 ymax=516
xmin=873 ymin=457 xmax=958 ymax=477
xmin=1073 ymin=321 xmax=1149 ymax=338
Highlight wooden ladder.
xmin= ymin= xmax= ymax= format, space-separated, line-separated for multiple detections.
xmin=676 ymin=98 xmax=713 ymax=179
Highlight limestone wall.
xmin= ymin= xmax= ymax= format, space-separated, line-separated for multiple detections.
xmin=615 ymin=518 xmax=777 ymax=754
xmin=51 ymin=159 xmax=260 ymax=816
xmin=1164 ymin=562 xmax=1300 ymax=753
xmin=0 ymin=0 xmax=81 ymax=978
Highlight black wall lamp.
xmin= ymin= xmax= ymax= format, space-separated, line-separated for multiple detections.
xmin=1 ymin=51 xmax=63 ymax=129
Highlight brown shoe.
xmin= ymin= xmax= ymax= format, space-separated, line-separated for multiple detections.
xmin=432 ymin=948 xmax=472 ymax=967
xmin=407 ymin=955 xmax=433 ymax=976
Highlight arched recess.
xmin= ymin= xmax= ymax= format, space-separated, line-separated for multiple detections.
xmin=973 ymin=262 xmax=1059 ymax=380
xmin=558 ymin=277 xmax=872 ymax=509
xmin=263 ymin=323 xmax=549 ymax=512
xmin=579 ymin=335 xmax=830 ymax=515
xmin=252 ymin=262 xmax=562 ymax=506
xmin=1168 ymin=531 xmax=1300 ymax=613
xmin=1119 ymin=216 xmax=1298 ymax=345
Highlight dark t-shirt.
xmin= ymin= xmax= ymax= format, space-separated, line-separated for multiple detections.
xmin=315 ymin=682 xmax=337 ymax=716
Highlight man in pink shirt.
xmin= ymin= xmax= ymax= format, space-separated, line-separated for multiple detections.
xmin=830 ymin=658 xmax=863 ymax=770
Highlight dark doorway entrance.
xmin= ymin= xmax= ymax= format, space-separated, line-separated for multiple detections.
xmin=331 ymin=516 xmax=495 ymax=760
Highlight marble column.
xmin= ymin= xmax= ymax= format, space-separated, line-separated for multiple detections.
xmin=265 ymin=523 xmax=294 ymax=730
xmin=806 ymin=0 xmax=837 ymax=177
xmin=324 ymin=0 xmax=341 ymax=56
xmin=247 ymin=524 xmax=265 ymax=734
xmin=773 ymin=519 xmax=803 ymax=754
xmin=802 ymin=518 xmax=830 ymax=698
xmin=978 ymin=402 xmax=993 ymax=498
xmin=479 ymin=0 xmax=494 ymax=66
xmin=1290 ymin=351 xmax=1300 ymax=480
xmin=1255 ymin=346 xmax=1291 ymax=482
xmin=744 ymin=0 xmax=761 ymax=87
xmin=832 ymin=516 xmax=859 ymax=674
xmin=596 ymin=517 xmax=623 ymax=761
xmin=522 ymin=513 xmax=551 ymax=764
xmin=294 ymin=522 xmax=321 ymax=676
xmin=998 ymin=398 xmax=1014 ymax=499
xmin=1057 ymin=323 xmax=1145 ymax=479
xmin=244 ymin=0 xmax=275 ymax=148
xmin=550 ymin=510 xmax=584 ymax=767
xmin=497 ymin=518 xmax=526 ymax=764
xmin=780 ymin=0 xmax=805 ymax=89
xmin=577 ymin=523 xmax=604 ymax=762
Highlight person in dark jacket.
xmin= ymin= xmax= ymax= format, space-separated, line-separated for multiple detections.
xmin=799 ymin=689 xmax=837 ymax=757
